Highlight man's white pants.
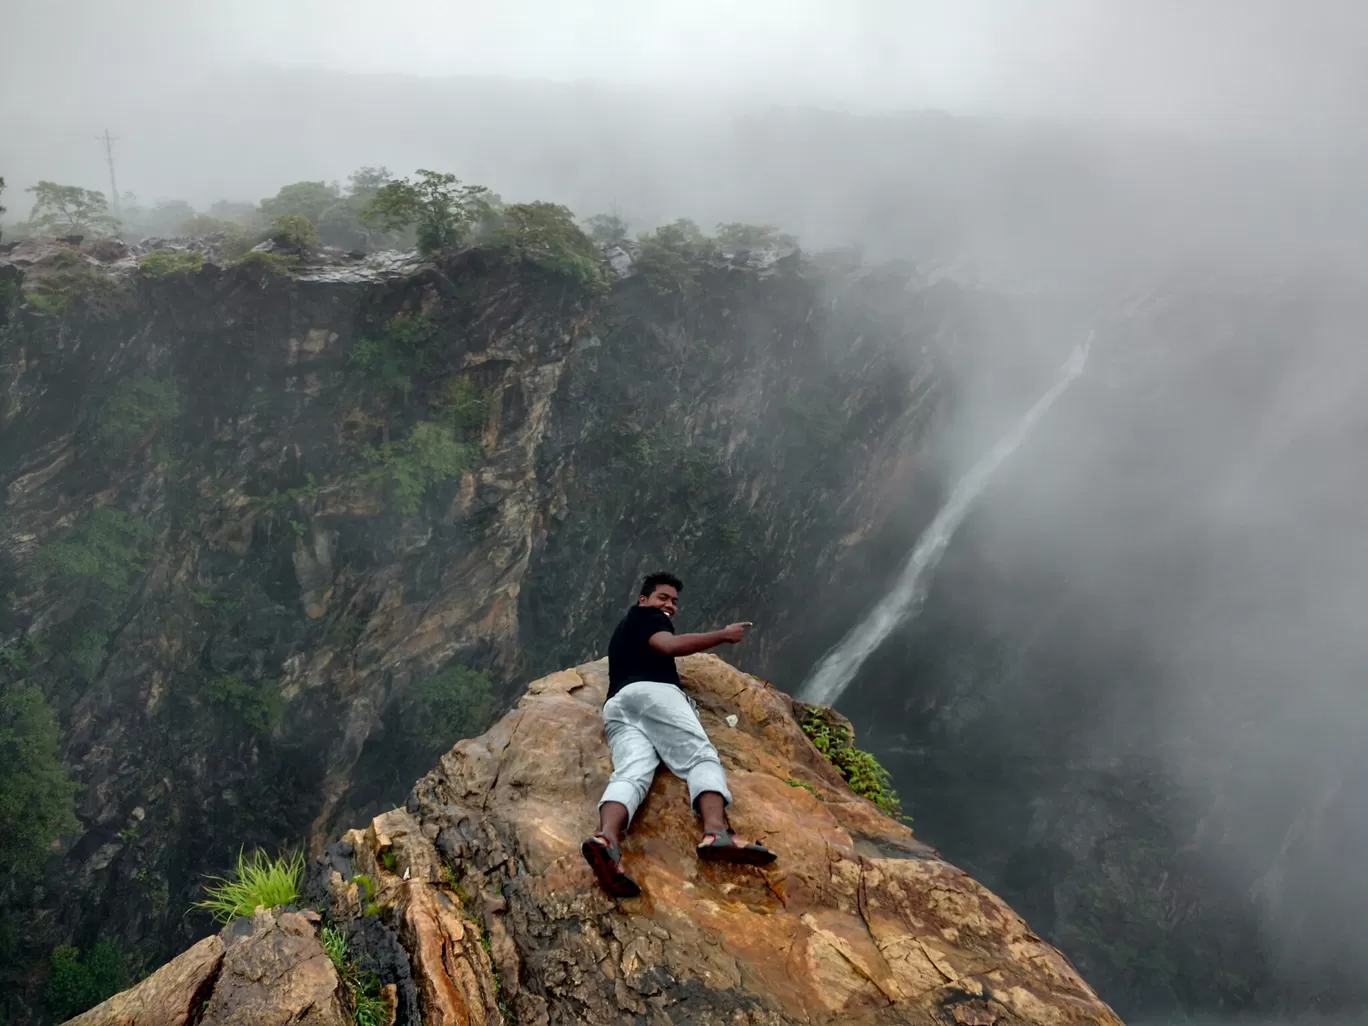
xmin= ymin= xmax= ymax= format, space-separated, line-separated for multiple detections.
xmin=599 ymin=680 xmax=732 ymax=824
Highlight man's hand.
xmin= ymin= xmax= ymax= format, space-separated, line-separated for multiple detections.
xmin=719 ymin=622 xmax=753 ymax=644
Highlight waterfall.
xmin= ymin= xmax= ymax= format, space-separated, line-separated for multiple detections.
xmin=798 ymin=333 xmax=1093 ymax=706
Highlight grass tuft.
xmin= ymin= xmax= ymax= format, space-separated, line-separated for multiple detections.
xmin=319 ymin=919 xmax=390 ymax=1026
xmin=194 ymin=847 xmax=303 ymax=923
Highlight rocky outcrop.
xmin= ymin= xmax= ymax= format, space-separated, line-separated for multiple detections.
xmin=64 ymin=935 xmax=223 ymax=1026
xmin=67 ymin=908 xmax=350 ymax=1026
xmin=69 ymin=655 xmax=1122 ymax=1026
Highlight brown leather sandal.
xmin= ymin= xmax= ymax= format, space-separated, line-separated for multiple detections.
xmin=697 ymin=829 xmax=778 ymax=865
xmin=581 ymin=834 xmax=642 ymax=897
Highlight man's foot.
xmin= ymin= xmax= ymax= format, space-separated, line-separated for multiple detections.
xmin=697 ymin=829 xmax=778 ymax=865
xmin=581 ymin=834 xmax=642 ymax=897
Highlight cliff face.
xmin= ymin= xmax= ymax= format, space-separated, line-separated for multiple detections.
xmin=66 ymin=655 xmax=1122 ymax=1026
xmin=1 ymin=236 xmax=1033 ymax=1014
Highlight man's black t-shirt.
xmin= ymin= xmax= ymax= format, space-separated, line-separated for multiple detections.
xmin=607 ymin=605 xmax=679 ymax=701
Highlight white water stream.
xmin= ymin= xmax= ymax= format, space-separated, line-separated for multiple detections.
xmin=798 ymin=333 xmax=1093 ymax=706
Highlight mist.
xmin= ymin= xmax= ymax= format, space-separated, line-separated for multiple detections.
xmin=6 ymin=0 xmax=1368 ymax=1019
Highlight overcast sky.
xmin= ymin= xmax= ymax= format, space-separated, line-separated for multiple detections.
xmin=2 ymin=0 xmax=1365 ymax=138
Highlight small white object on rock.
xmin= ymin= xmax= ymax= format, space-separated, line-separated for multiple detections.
xmin=725 ymin=714 xmax=739 ymax=728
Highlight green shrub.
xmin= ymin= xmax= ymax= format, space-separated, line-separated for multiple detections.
xmin=270 ymin=213 xmax=319 ymax=253
xmin=28 ymin=508 xmax=154 ymax=681
xmin=406 ymin=664 xmax=495 ymax=755
xmin=799 ymin=707 xmax=903 ymax=819
xmin=137 ymin=248 xmax=203 ymax=278
xmin=91 ymin=376 xmax=180 ymax=455
xmin=44 ymin=940 xmax=127 ymax=1022
xmin=434 ymin=376 xmax=485 ymax=434
xmin=363 ymin=420 xmax=475 ymax=514
xmin=348 ymin=313 xmax=434 ymax=400
xmin=201 ymin=674 xmax=284 ymax=734
xmin=234 ymin=250 xmax=295 ymax=279
xmin=487 ymin=201 xmax=608 ymax=292
xmin=195 ymin=847 xmax=303 ymax=923
xmin=32 ymin=508 xmax=155 ymax=613
xmin=0 ymin=678 xmax=79 ymax=878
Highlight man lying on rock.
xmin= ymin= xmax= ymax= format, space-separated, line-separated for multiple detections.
xmin=583 ymin=571 xmax=778 ymax=897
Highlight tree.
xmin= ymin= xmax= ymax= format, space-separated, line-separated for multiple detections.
xmin=0 ymin=674 xmax=79 ymax=879
xmin=316 ymin=203 xmax=370 ymax=250
xmin=139 ymin=199 xmax=198 ymax=238
xmin=259 ymin=181 xmax=340 ymax=225
xmin=346 ymin=166 xmax=394 ymax=201
xmin=209 ymin=199 xmax=258 ymax=225
xmin=26 ymin=181 xmax=120 ymax=237
xmin=365 ymin=170 xmax=491 ymax=255
xmin=489 ymin=202 xmax=609 ymax=291
xmin=585 ymin=212 xmax=630 ymax=244
xmin=635 ymin=219 xmax=717 ymax=295
xmin=0 ymin=175 xmax=6 ymax=242
xmin=715 ymin=222 xmax=797 ymax=251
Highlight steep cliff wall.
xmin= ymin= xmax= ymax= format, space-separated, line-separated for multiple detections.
xmin=0 ymin=237 xmax=1030 ymax=1018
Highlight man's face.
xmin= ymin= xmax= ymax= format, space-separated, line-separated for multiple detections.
xmin=639 ymin=585 xmax=678 ymax=617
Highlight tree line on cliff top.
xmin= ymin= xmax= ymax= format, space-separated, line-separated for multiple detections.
xmin=1 ymin=168 xmax=797 ymax=300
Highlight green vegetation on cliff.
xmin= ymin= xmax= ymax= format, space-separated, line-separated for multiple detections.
xmin=365 ymin=169 xmax=491 ymax=255
xmin=321 ymin=924 xmax=389 ymax=1026
xmin=137 ymin=248 xmax=203 ymax=279
xmin=269 ymin=213 xmax=319 ymax=254
xmin=20 ymin=248 xmax=131 ymax=317
xmin=195 ymin=848 xmax=303 ymax=924
xmin=0 ymin=675 xmax=79 ymax=879
xmin=799 ymin=707 xmax=904 ymax=819
xmin=487 ymin=201 xmax=609 ymax=292
xmin=30 ymin=507 xmax=156 ymax=678
xmin=90 ymin=376 xmax=180 ymax=456
xmin=362 ymin=420 xmax=476 ymax=514
xmin=348 ymin=312 xmax=434 ymax=401
xmin=406 ymin=664 xmax=495 ymax=758
xmin=233 ymin=249 xmax=295 ymax=278
xmin=43 ymin=940 xmax=127 ymax=1023
xmin=201 ymin=673 xmax=285 ymax=735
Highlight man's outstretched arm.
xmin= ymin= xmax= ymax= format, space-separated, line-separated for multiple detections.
xmin=649 ymin=622 xmax=751 ymax=657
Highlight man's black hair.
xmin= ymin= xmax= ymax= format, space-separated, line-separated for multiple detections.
xmin=639 ymin=571 xmax=683 ymax=598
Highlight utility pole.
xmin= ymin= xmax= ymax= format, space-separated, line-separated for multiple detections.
xmin=98 ymin=129 xmax=120 ymax=217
